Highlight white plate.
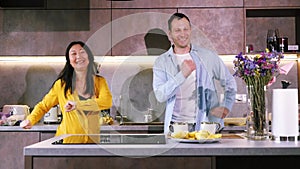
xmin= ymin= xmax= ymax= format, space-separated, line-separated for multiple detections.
xmin=170 ymin=138 xmax=221 ymax=143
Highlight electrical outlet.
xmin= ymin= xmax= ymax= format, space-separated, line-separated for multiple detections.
xmin=235 ymin=94 xmax=247 ymax=103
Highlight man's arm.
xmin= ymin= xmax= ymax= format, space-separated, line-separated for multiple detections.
xmin=152 ymin=58 xmax=195 ymax=103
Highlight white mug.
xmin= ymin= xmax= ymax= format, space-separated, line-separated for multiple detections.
xmin=201 ymin=122 xmax=221 ymax=134
xmin=172 ymin=123 xmax=188 ymax=133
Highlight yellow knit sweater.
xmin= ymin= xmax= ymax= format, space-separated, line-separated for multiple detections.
xmin=26 ymin=76 xmax=112 ymax=143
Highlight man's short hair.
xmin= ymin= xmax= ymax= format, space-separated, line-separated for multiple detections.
xmin=168 ymin=13 xmax=191 ymax=31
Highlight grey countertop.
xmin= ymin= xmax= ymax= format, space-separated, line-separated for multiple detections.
xmin=24 ymin=134 xmax=300 ymax=157
xmin=0 ymin=123 xmax=155 ymax=132
xmin=0 ymin=122 xmax=245 ymax=132
xmin=0 ymin=123 xmax=58 ymax=132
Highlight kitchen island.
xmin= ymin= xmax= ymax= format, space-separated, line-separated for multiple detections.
xmin=0 ymin=122 xmax=245 ymax=169
xmin=0 ymin=123 xmax=164 ymax=169
xmin=24 ymin=134 xmax=300 ymax=169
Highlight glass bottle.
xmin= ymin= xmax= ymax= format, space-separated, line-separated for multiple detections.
xmin=266 ymin=29 xmax=275 ymax=52
xmin=267 ymin=29 xmax=280 ymax=52
xmin=274 ymin=28 xmax=280 ymax=52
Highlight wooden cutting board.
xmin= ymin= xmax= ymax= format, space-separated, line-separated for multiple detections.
xmin=221 ymin=134 xmax=245 ymax=139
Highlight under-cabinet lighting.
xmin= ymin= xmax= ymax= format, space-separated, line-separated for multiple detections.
xmin=0 ymin=56 xmax=158 ymax=63
xmin=0 ymin=54 xmax=298 ymax=63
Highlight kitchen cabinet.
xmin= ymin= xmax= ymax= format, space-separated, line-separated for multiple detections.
xmin=246 ymin=8 xmax=300 ymax=53
xmin=0 ymin=128 xmax=55 ymax=169
xmin=111 ymin=0 xmax=243 ymax=8
xmin=180 ymin=8 xmax=244 ymax=55
xmin=0 ymin=132 xmax=39 ymax=169
xmin=28 ymin=157 xmax=212 ymax=169
xmin=40 ymin=132 xmax=56 ymax=141
xmin=244 ymin=0 xmax=300 ymax=7
xmin=0 ymin=0 xmax=299 ymax=56
xmin=110 ymin=8 xmax=175 ymax=56
xmin=110 ymin=7 xmax=245 ymax=56
xmin=0 ymin=9 xmax=112 ymax=56
xmin=26 ymin=156 xmax=300 ymax=169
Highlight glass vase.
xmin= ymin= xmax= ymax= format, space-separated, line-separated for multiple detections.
xmin=246 ymin=85 xmax=269 ymax=140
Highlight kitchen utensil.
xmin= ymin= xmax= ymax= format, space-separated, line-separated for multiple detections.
xmin=144 ymin=108 xmax=153 ymax=123
xmin=278 ymin=37 xmax=288 ymax=52
xmin=44 ymin=105 xmax=61 ymax=124
xmin=2 ymin=105 xmax=29 ymax=117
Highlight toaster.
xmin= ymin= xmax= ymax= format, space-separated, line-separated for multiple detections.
xmin=2 ymin=105 xmax=30 ymax=116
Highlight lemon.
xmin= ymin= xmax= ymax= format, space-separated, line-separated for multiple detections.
xmin=171 ymin=131 xmax=188 ymax=139
xmin=188 ymin=131 xmax=196 ymax=138
xmin=195 ymin=130 xmax=210 ymax=140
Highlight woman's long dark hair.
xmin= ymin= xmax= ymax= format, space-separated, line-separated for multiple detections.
xmin=53 ymin=41 xmax=96 ymax=98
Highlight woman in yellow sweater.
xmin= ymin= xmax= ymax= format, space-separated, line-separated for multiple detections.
xmin=20 ymin=41 xmax=112 ymax=143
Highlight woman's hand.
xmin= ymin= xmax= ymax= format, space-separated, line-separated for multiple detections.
xmin=65 ymin=101 xmax=76 ymax=112
xmin=20 ymin=119 xmax=32 ymax=129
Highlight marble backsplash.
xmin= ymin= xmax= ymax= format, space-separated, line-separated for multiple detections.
xmin=0 ymin=56 xmax=298 ymax=123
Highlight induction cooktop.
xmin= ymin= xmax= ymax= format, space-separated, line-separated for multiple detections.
xmin=52 ymin=134 xmax=166 ymax=145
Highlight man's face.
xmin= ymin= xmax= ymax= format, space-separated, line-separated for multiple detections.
xmin=169 ymin=17 xmax=191 ymax=49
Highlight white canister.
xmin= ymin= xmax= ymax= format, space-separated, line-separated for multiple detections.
xmin=144 ymin=108 xmax=153 ymax=123
xmin=44 ymin=105 xmax=60 ymax=124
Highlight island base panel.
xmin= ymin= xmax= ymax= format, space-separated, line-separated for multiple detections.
xmin=27 ymin=156 xmax=213 ymax=169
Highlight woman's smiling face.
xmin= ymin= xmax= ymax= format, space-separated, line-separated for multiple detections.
xmin=69 ymin=44 xmax=89 ymax=71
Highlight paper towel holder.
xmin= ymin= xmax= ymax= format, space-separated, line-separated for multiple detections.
xmin=271 ymin=88 xmax=299 ymax=141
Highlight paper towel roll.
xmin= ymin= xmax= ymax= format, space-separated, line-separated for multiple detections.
xmin=272 ymin=89 xmax=299 ymax=137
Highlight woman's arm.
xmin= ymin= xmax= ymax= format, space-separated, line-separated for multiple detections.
xmin=75 ymin=76 xmax=112 ymax=111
